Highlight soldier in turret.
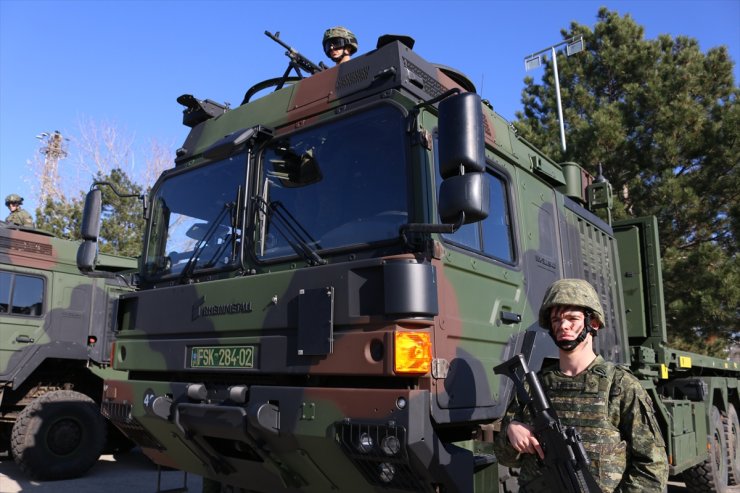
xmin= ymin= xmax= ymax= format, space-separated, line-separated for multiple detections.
xmin=494 ymin=278 xmax=668 ymax=492
xmin=4 ymin=194 xmax=33 ymax=227
xmin=323 ymin=26 xmax=357 ymax=65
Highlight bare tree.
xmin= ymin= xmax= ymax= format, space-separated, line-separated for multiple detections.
xmin=29 ymin=117 xmax=174 ymax=206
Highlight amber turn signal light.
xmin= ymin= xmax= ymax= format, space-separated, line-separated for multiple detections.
xmin=394 ymin=331 xmax=432 ymax=374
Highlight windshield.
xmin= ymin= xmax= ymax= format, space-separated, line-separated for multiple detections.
xmin=256 ymin=105 xmax=408 ymax=261
xmin=144 ymin=153 xmax=246 ymax=278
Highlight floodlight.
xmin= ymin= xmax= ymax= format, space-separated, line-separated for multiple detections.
xmin=566 ymin=36 xmax=584 ymax=56
xmin=524 ymin=55 xmax=542 ymax=72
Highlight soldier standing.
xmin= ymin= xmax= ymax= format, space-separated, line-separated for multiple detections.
xmin=4 ymin=194 xmax=33 ymax=227
xmin=323 ymin=26 xmax=357 ymax=65
xmin=493 ymin=278 xmax=668 ymax=492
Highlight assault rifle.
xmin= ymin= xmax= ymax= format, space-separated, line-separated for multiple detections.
xmin=265 ymin=30 xmax=327 ymax=78
xmin=494 ymin=354 xmax=603 ymax=493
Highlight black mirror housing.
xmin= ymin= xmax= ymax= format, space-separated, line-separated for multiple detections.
xmin=81 ymin=189 xmax=102 ymax=241
xmin=76 ymin=241 xmax=97 ymax=273
xmin=439 ymin=172 xmax=490 ymax=224
xmin=438 ymin=92 xmax=485 ymax=179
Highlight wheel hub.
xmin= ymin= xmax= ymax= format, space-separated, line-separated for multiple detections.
xmin=47 ymin=418 xmax=82 ymax=456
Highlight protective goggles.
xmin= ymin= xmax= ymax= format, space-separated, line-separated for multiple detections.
xmin=324 ymin=37 xmax=349 ymax=54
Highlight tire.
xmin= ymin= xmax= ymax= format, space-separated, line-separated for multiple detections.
xmin=11 ymin=389 xmax=106 ymax=480
xmin=726 ymin=404 xmax=740 ymax=485
xmin=683 ymin=405 xmax=729 ymax=493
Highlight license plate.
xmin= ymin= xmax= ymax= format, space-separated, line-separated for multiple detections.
xmin=190 ymin=345 xmax=257 ymax=369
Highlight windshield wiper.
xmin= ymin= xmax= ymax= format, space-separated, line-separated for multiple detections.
xmin=179 ymin=201 xmax=236 ymax=282
xmin=253 ymin=196 xmax=325 ymax=266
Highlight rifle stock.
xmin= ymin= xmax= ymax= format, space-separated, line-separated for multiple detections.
xmin=494 ymin=354 xmax=603 ymax=493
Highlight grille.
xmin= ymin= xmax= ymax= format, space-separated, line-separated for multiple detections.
xmin=101 ymin=401 xmax=165 ymax=451
xmin=0 ymin=237 xmax=53 ymax=256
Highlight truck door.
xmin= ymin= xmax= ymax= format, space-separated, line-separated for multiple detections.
xmin=433 ymin=163 xmax=525 ymax=414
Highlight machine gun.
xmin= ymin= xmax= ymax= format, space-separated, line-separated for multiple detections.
xmin=494 ymin=354 xmax=603 ymax=493
xmin=265 ymin=30 xmax=326 ymax=81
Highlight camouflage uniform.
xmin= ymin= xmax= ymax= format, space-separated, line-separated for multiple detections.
xmin=4 ymin=194 xmax=33 ymax=227
xmin=6 ymin=209 xmax=33 ymax=227
xmin=494 ymin=279 xmax=668 ymax=492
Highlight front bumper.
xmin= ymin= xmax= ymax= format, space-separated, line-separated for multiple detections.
xmin=102 ymin=380 xmax=475 ymax=493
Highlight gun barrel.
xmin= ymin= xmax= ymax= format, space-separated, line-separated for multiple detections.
xmin=265 ymin=30 xmax=290 ymax=50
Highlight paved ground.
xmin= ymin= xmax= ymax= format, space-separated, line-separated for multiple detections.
xmin=3 ymin=449 xmax=740 ymax=493
xmin=0 ymin=449 xmax=203 ymax=493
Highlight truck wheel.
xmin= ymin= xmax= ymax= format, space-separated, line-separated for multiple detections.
xmin=726 ymin=405 xmax=740 ymax=485
xmin=683 ymin=406 xmax=729 ymax=493
xmin=10 ymin=389 xmax=106 ymax=480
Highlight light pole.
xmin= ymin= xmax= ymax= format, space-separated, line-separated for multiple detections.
xmin=524 ymin=35 xmax=584 ymax=153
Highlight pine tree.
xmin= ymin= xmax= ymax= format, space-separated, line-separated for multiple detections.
xmin=35 ymin=168 xmax=146 ymax=258
xmin=515 ymin=8 xmax=739 ymax=356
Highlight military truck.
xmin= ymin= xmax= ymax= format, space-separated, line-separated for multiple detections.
xmin=0 ymin=220 xmax=136 ymax=479
xmin=79 ymin=34 xmax=740 ymax=492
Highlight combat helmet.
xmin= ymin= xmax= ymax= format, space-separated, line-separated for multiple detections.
xmin=538 ymin=278 xmax=605 ymax=330
xmin=5 ymin=194 xmax=23 ymax=206
xmin=323 ymin=26 xmax=358 ymax=56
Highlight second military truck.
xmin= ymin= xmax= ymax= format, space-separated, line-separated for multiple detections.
xmin=1 ymin=221 xmax=135 ymax=479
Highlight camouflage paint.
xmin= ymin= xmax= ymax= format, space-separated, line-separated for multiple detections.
xmin=0 ymin=221 xmax=136 ymax=478
xmin=98 ymin=36 xmax=740 ymax=492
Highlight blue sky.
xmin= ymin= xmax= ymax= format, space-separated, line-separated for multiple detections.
xmin=1 ymin=0 xmax=738 ymax=216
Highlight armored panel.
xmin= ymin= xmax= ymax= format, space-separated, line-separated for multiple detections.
xmin=613 ymin=217 xmax=668 ymax=344
xmin=297 ymin=286 xmax=334 ymax=356
xmin=288 ymin=40 xmax=471 ymax=118
xmin=560 ymin=198 xmax=626 ymax=364
xmin=612 ymin=225 xmax=648 ymax=338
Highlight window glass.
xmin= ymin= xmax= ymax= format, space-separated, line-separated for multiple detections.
xmin=437 ymin=160 xmax=515 ymax=263
xmin=10 ymin=275 xmax=43 ymax=316
xmin=481 ymin=176 xmax=514 ymax=262
xmin=257 ymin=105 xmax=408 ymax=260
xmin=143 ymin=153 xmax=246 ymax=278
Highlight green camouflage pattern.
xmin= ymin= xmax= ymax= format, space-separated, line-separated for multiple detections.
xmin=5 ymin=207 xmax=33 ymax=227
xmin=92 ymin=33 xmax=740 ymax=493
xmin=0 ymin=222 xmax=136 ymax=479
xmin=538 ymin=278 xmax=606 ymax=329
xmin=494 ymin=356 xmax=668 ymax=492
xmin=4 ymin=193 xmax=23 ymax=204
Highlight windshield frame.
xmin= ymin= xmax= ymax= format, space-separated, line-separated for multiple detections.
xmin=141 ymin=151 xmax=250 ymax=282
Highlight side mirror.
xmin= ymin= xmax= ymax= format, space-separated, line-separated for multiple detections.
xmin=81 ymin=189 xmax=102 ymax=240
xmin=77 ymin=241 xmax=98 ymax=273
xmin=438 ymin=92 xmax=485 ymax=178
xmin=439 ymin=172 xmax=490 ymax=224
xmin=77 ymin=189 xmax=102 ymax=273
xmin=438 ymin=92 xmax=488 ymax=225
